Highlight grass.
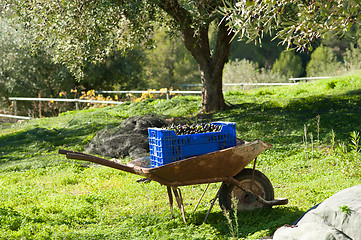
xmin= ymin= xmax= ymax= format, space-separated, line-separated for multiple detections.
xmin=1 ymin=74 xmax=361 ymax=239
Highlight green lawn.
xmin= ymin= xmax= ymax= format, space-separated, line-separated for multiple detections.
xmin=1 ymin=74 xmax=361 ymax=239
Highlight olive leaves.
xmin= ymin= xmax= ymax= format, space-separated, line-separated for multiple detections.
xmin=221 ymin=0 xmax=361 ymax=52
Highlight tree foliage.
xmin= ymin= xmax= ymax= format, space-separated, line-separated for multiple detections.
xmin=5 ymin=0 xmax=361 ymax=112
xmin=0 ymin=17 xmax=75 ymax=104
xmin=0 ymin=14 xmax=146 ymax=112
xmin=5 ymin=0 xmax=224 ymax=80
xmin=144 ymin=28 xmax=200 ymax=89
xmin=221 ymin=0 xmax=361 ymax=52
xmin=83 ymin=49 xmax=147 ymax=91
xmin=306 ymin=45 xmax=343 ymax=77
xmin=344 ymin=39 xmax=361 ymax=71
xmin=223 ymin=59 xmax=287 ymax=87
xmin=5 ymin=0 xmax=157 ymax=78
xmin=5 ymin=0 xmax=238 ymax=112
xmin=230 ymin=33 xmax=286 ymax=68
xmin=272 ymin=50 xmax=303 ymax=78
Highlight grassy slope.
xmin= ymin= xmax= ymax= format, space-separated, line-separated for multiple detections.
xmin=1 ymin=75 xmax=361 ymax=239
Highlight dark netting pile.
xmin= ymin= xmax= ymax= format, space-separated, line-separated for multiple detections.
xmin=85 ymin=115 xmax=168 ymax=159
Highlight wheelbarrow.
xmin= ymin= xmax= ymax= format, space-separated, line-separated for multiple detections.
xmin=59 ymin=139 xmax=288 ymax=223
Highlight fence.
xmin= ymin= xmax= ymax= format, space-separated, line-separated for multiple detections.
xmin=6 ymin=90 xmax=203 ymax=119
xmin=7 ymin=97 xmax=126 ymax=119
xmin=180 ymin=77 xmax=332 ymax=89
xmin=0 ymin=113 xmax=32 ymax=120
xmin=180 ymin=82 xmax=296 ymax=90
xmin=3 ymin=78 xmax=331 ymax=120
xmin=289 ymin=76 xmax=332 ymax=82
xmin=95 ymin=90 xmax=202 ymax=100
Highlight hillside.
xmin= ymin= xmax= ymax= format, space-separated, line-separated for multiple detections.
xmin=1 ymin=74 xmax=361 ymax=239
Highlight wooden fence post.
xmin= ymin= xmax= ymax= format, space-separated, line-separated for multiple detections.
xmin=38 ymin=93 xmax=42 ymax=118
xmin=13 ymin=100 xmax=17 ymax=116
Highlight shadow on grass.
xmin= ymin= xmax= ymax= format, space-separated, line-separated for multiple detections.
xmin=215 ymin=91 xmax=361 ymax=145
xmin=0 ymin=198 xmax=304 ymax=239
xmin=190 ymin=206 xmax=304 ymax=238
xmin=0 ymin=123 xmax=106 ymax=164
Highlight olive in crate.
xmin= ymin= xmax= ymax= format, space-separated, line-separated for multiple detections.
xmin=166 ymin=123 xmax=222 ymax=135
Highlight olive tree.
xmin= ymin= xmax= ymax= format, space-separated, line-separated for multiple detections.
xmin=221 ymin=0 xmax=361 ymax=52
xmin=5 ymin=0 xmax=238 ymax=112
xmin=0 ymin=17 xmax=75 ymax=105
xmin=6 ymin=0 xmax=361 ymax=111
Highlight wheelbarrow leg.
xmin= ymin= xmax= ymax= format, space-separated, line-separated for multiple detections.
xmin=192 ymin=183 xmax=210 ymax=214
xmin=166 ymin=187 xmax=174 ymax=219
xmin=172 ymin=187 xmax=187 ymax=223
xmin=203 ymin=184 xmax=222 ymax=223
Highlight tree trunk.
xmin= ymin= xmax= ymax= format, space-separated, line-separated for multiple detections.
xmin=183 ymin=21 xmax=234 ymax=112
xmin=158 ymin=1 xmax=235 ymax=112
xmin=198 ymin=55 xmax=226 ymax=112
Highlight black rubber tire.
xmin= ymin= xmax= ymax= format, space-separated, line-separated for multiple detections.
xmin=218 ymin=168 xmax=274 ymax=211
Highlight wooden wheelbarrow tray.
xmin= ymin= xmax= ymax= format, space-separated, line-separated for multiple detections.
xmin=59 ymin=140 xmax=288 ymax=223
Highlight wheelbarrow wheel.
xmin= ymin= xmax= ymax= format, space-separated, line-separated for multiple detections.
xmin=218 ymin=168 xmax=274 ymax=211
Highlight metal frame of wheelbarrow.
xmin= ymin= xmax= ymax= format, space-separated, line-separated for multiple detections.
xmin=59 ymin=140 xmax=288 ymax=223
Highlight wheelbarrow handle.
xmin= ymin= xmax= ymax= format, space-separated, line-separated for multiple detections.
xmin=59 ymin=149 xmax=87 ymax=156
xmin=59 ymin=149 xmax=138 ymax=175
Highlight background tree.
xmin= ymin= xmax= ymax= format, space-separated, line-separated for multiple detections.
xmin=83 ymin=49 xmax=147 ymax=91
xmin=306 ymin=45 xmax=343 ymax=77
xmin=8 ymin=0 xmax=358 ymax=113
xmin=6 ymin=0 xmax=238 ymax=112
xmin=0 ymin=17 xmax=75 ymax=105
xmin=344 ymin=39 xmax=361 ymax=71
xmin=0 ymin=14 xmax=145 ymax=102
xmin=144 ymin=28 xmax=200 ymax=89
xmin=230 ymin=34 xmax=286 ymax=69
xmin=272 ymin=51 xmax=303 ymax=78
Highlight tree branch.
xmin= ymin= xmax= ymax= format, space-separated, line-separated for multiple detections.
xmin=157 ymin=0 xmax=208 ymax=60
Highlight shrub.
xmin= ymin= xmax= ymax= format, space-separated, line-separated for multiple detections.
xmin=272 ymin=50 xmax=303 ymax=78
xmin=306 ymin=45 xmax=344 ymax=77
xmin=343 ymin=40 xmax=361 ymax=71
xmin=223 ymin=59 xmax=259 ymax=84
xmin=223 ymin=59 xmax=287 ymax=91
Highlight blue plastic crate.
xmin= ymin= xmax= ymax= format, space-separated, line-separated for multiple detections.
xmin=148 ymin=122 xmax=237 ymax=168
